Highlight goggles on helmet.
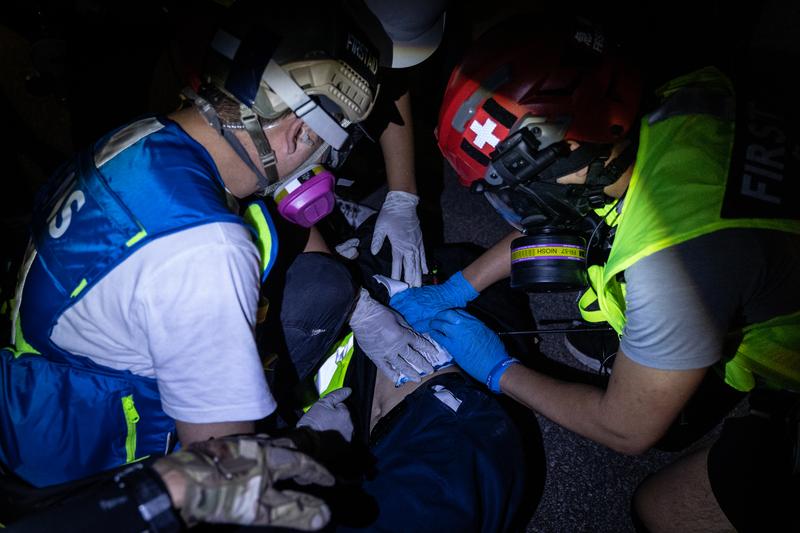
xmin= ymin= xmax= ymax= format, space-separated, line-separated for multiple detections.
xmin=206 ymin=12 xmax=380 ymax=152
xmin=194 ymin=3 xmax=381 ymax=201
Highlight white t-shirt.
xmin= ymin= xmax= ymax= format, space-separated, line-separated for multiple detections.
xmin=50 ymin=222 xmax=276 ymax=423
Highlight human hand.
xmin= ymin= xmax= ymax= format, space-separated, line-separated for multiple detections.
xmin=370 ymin=191 xmax=428 ymax=287
xmin=428 ymin=309 xmax=518 ymax=393
xmin=349 ymin=288 xmax=436 ymax=385
xmin=297 ymin=388 xmax=353 ymax=442
xmin=389 ymin=271 xmax=479 ymax=333
xmin=152 ymin=434 xmax=334 ymax=530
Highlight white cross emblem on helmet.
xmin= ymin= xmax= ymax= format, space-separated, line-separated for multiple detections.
xmin=469 ymin=117 xmax=500 ymax=149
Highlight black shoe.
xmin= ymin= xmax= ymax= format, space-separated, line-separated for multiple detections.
xmin=564 ymin=325 xmax=619 ymax=375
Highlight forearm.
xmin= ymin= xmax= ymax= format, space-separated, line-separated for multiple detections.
xmin=500 ymin=364 xmax=646 ymax=454
xmin=176 ymin=420 xmax=254 ymax=447
xmin=462 ymin=230 xmax=522 ymax=292
xmin=380 ymin=91 xmax=416 ymax=194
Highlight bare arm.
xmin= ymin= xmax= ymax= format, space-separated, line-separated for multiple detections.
xmin=500 ymin=350 xmax=707 ymax=454
xmin=176 ymin=420 xmax=255 ymax=448
xmin=379 ymin=91 xmax=417 ymax=194
xmin=462 ymin=230 xmax=522 ymax=292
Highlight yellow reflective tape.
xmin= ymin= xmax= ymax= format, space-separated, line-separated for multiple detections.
xmin=243 ymin=204 xmax=274 ymax=276
xmin=511 ymin=245 xmax=586 ymax=262
xmin=125 ymin=454 xmax=151 ymax=464
xmin=122 ymin=395 xmax=140 ymax=463
xmin=125 ymin=229 xmax=148 ymax=247
xmin=303 ymin=333 xmax=355 ymax=412
xmin=70 ymin=278 xmax=88 ymax=298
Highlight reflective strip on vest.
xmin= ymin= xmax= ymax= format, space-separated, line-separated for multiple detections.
xmin=243 ymin=201 xmax=279 ymax=283
xmin=304 ymin=332 xmax=355 ymax=411
xmin=121 ymin=395 xmax=140 ymax=463
xmin=723 ymin=310 xmax=800 ymax=392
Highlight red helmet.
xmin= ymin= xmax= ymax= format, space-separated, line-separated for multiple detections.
xmin=437 ymin=18 xmax=642 ymax=186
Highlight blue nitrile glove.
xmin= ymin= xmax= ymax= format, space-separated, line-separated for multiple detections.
xmin=428 ymin=309 xmax=519 ymax=393
xmin=389 ymin=271 xmax=479 ymax=333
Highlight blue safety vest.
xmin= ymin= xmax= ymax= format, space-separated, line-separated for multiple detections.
xmin=0 ymin=117 xmax=278 ymax=487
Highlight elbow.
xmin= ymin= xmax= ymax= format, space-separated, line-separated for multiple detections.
xmin=603 ymin=428 xmax=660 ymax=456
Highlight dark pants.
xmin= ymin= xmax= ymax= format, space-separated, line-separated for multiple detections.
xmin=334 ymin=372 xmax=542 ymax=533
xmin=259 ymin=252 xmax=356 ymax=427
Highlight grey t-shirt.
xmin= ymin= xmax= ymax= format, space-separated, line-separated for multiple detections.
xmin=619 ymin=228 xmax=800 ymax=370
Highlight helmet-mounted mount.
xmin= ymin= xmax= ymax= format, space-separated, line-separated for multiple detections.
xmin=438 ymin=16 xmax=642 ymax=233
xmin=437 ymin=17 xmax=642 ymax=292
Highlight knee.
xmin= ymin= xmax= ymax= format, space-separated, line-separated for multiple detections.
xmin=632 ymin=477 xmax=658 ymax=533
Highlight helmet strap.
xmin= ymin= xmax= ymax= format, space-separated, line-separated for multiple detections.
xmin=261 ymin=138 xmax=331 ymax=197
xmin=263 ymin=60 xmax=350 ymax=150
xmin=583 ymin=140 xmax=637 ymax=207
xmin=183 ymin=87 xmax=279 ymax=196
xmin=536 ymin=143 xmax=610 ymax=183
xmin=238 ymin=104 xmax=279 ymax=193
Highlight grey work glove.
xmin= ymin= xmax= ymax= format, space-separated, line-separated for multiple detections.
xmin=370 ymin=191 xmax=428 ymax=287
xmin=152 ymin=434 xmax=334 ymax=530
xmin=297 ymin=387 xmax=354 ymax=442
xmin=349 ymin=288 xmax=436 ymax=385
xmin=334 ymin=237 xmax=360 ymax=260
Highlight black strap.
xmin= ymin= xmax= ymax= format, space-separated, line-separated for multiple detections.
xmin=585 ymin=140 xmax=637 ymax=188
xmin=115 ymin=464 xmax=182 ymax=533
xmin=186 ymin=87 xmax=277 ymax=194
xmin=5 ymin=463 xmax=180 ymax=533
xmin=239 ymin=106 xmax=279 ymax=189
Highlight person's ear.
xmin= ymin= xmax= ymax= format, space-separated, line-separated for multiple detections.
xmin=281 ymin=116 xmax=306 ymax=155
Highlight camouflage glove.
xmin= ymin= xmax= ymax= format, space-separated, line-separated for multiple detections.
xmin=152 ymin=434 xmax=335 ymax=530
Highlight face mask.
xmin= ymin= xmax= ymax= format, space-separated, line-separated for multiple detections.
xmin=273 ymin=164 xmax=335 ymax=227
xmin=474 ymin=128 xmax=615 ymax=293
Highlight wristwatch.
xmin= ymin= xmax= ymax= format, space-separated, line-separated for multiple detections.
xmin=114 ymin=463 xmax=183 ymax=533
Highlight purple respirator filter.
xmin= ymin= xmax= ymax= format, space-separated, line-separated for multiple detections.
xmin=274 ymin=165 xmax=336 ymax=228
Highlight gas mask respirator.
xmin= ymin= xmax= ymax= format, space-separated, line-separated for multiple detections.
xmin=273 ymin=164 xmax=336 ymax=228
xmin=267 ymin=133 xmax=344 ymax=228
xmin=472 ymin=127 xmax=621 ymax=292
